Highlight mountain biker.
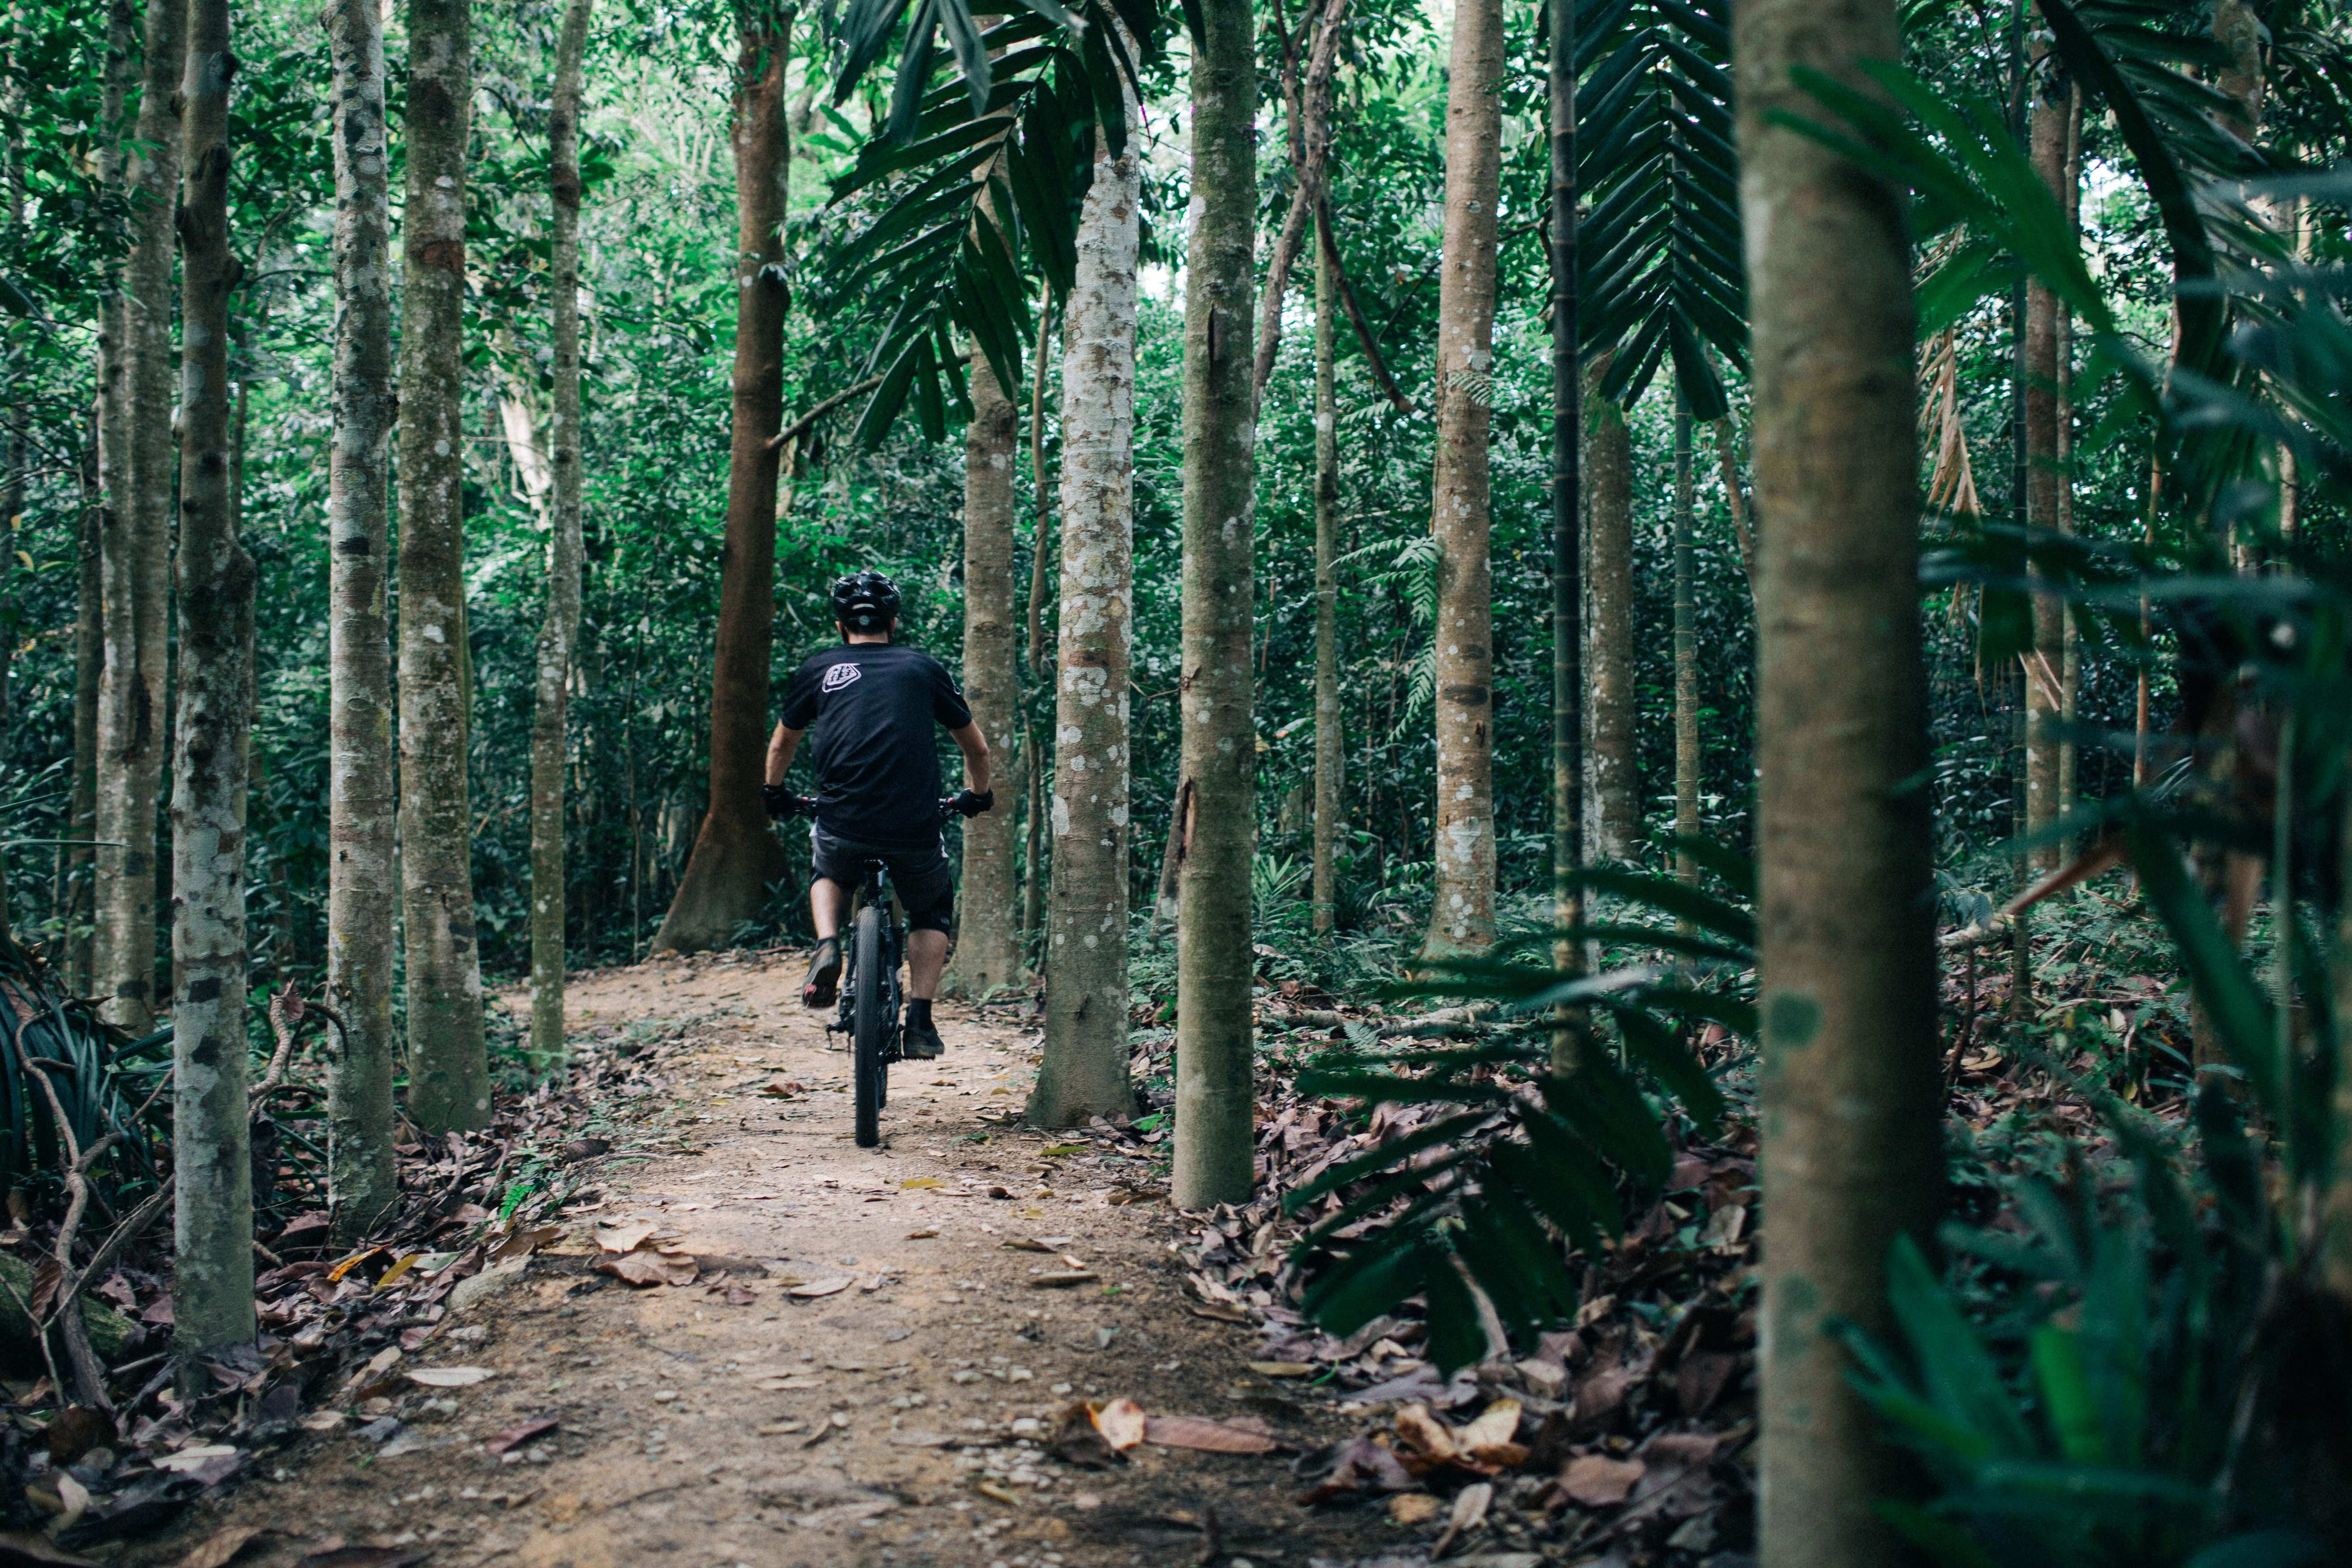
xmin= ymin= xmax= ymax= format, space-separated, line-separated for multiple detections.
xmin=760 ymin=571 xmax=992 ymax=1060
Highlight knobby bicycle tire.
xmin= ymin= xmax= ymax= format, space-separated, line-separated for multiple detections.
xmin=853 ymin=905 xmax=887 ymax=1147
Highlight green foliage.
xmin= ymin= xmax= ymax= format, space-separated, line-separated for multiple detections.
xmin=1287 ymin=848 xmax=1750 ymax=1370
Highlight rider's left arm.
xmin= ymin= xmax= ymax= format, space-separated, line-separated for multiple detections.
xmin=949 ymin=722 xmax=991 ymax=795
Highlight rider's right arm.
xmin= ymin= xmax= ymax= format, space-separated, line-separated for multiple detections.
xmin=766 ymin=722 xmax=806 ymax=786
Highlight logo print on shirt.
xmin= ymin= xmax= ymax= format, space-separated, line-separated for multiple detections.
xmin=821 ymin=662 xmax=863 ymax=693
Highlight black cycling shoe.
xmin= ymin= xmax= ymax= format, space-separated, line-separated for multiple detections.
xmin=901 ymin=1014 xmax=946 ymax=1059
xmin=802 ymin=938 xmax=841 ymax=1009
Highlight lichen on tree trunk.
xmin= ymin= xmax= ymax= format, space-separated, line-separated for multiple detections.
xmin=1583 ymin=377 xmax=1638 ymax=862
xmin=94 ymin=0 xmax=183 ymax=1034
xmin=398 ymin=0 xmax=490 ymax=1131
xmin=170 ymin=0 xmax=258 ymax=1364
xmin=324 ymin=0 xmax=400 ymax=1231
xmin=1029 ymin=79 xmax=1139 ymax=1129
xmin=1422 ymin=0 xmax=1505 ymax=958
xmin=1171 ymin=0 xmax=1259 ymax=1207
xmin=945 ymin=354 xmax=1022 ymax=997
xmin=530 ymin=0 xmax=594 ymax=1064
xmin=1735 ymin=0 xmax=1943 ymax=1553
xmin=652 ymin=8 xmax=792 ymax=955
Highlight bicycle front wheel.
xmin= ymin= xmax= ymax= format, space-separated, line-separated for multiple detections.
xmin=852 ymin=904 xmax=887 ymax=1148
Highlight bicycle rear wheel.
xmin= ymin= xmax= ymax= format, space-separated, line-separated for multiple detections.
xmin=852 ymin=904 xmax=887 ymax=1147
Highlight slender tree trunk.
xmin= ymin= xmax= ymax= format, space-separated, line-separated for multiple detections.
xmin=2054 ymin=85 xmax=2080 ymax=861
xmin=1735 ymin=0 xmax=1941 ymax=1555
xmin=72 ymin=409 xmax=103 ymax=992
xmin=2022 ymin=46 xmax=2063 ymax=875
xmin=1585 ymin=379 xmax=1637 ymax=860
xmin=95 ymin=0 xmax=184 ymax=1032
xmin=1250 ymin=0 xmax=1345 ymax=392
xmin=1548 ymin=0 xmax=1583 ymax=1074
xmin=1672 ymin=395 xmax=1698 ymax=880
xmin=1169 ymin=0 xmax=1258 ymax=1208
xmin=652 ymin=7 xmax=792 ymax=953
xmin=1422 ymin=0 xmax=1503 ymax=957
xmin=1716 ymin=415 xmax=1756 ymax=595
xmin=170 ymin=0 xmax=257 ymax=1366
xmin=1029 ymin=85 xmax=1140 ymax=1129
xmin=1311 ymin=211 xmax=1342 ymax=937
xmin=529 ymin=0 xmax=593 ymax=1065
xmin=398 ymin=0 xmax=488 ymax=1131
xmin=323 ymin=0 xmax=400 ymax=1233
xmin=945 ymin=354 xmax=1021 ymax=996
xmin=1021 ymin=716 xmax=1044 ymax=948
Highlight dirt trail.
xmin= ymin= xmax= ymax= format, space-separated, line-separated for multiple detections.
xmin=140 ymin=949 xmax=1402 ymax=1568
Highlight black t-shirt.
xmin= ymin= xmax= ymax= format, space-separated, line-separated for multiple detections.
xmin=778 ymin=641 xmax=974 ymax=848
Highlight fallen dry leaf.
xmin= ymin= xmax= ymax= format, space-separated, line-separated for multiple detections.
xmin=485 ymin=1418 xmax=558 ymax=1455
xmin=1432 ymin=1480 xmax=1493 ymax=1559
xmin=1388 ymin=1492 xmax=1442 ymax=1526
xmin=1001 ymin=1238 xmax=1053 ymax=1253
xmin=596 ymin=1252 xmax=696 ymax=1289
xmin=174 ymin=1526 xmax=268 ymax=1568
xmin=1393 ymin=1403 xmax=1457 ymax=1465
xmin=1029 ymin=1270 xmax=1097 ymax=1289
xmin=594 ymin=1220 xmax=658 ymax=1254
xmin=973 ymin=1481 xmax=1021 ymax=1507
xmin=787 ymin=1276 xmax=851 ymax=1298
xmin=154 ymin=1444 xmax=241 ymax=1473
xmin=901 ymin=1177 xmax=942 ymax=1190
xmin=1093 ymin=1397 xmax=1146 ymax=1452
xmin=1455 ymin=1398 xmax=1521 ymax=1452
xmin=1141 ymin=1415 xmax=1277 ymax=1454
xmin=1560 ymin=1453 xmax=1646 ymax=1507
xmin=1247 ymin=1361 xmax=1315 ymax=1378
xmin=1045 ymin=1404 xmax=1124 ymax=1469
xmin=904 ymin=1229 xmax=938 ymax=1240
xmin=405 ymin=1366 xmax=494 ymax=1388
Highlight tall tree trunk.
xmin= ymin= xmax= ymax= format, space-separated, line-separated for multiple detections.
xmin=324 ymin=0 xmax=399 ymax=1234
xmin=170 ymin=0 xmax=257 ymax=1365
xmin=2022 ymin=45 xmax=2064 ymax=876
xmin=1548 ymin=0 xmax=1583 ymax=1047
xmin=72 ymin=409 xmax=103 ymax=992
xmin=1028 ymin=86 xmax=1140 ymax=1130
xmin=1585 ymin=379 xmax=1637 ymax=860
xmin=2055 ymin=85 xmax=2080 ymax=861
xmin=1421 ymin=0 xmax=1503 ymax=957
xmin=398 ymin=0 xmax=488 ymax=1131
xmin=529 ymin=0 xmax=593 ymax=1065
xmin=1735 ymin=0 xmax=1941 ymax=1556
xmin=652 ymin=7 xmax=792 ymax=954
xmin=95 ymin=0 xmax=184 ymax=1033
xmin=1311 ymin=209 xmax=1342 ymax=937
xmin=1672 ymin=395 xmax=1698 ymax=881
xmin=1169 ymin=0 xmax=1258 ymax=1209
xmin=944 ymin=355 xmax=1021 ymax=996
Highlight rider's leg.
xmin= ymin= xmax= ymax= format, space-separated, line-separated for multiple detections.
xmin=906 ymin=929 xmax=948 ymax=999
xmin=810 ymin=878 xmax=848 ymax=939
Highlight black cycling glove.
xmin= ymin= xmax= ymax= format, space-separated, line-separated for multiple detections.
xmin=949 ymin=788 xmax=995 ymax=819
xmin=759 ymin=784 xmax=800 ymax=821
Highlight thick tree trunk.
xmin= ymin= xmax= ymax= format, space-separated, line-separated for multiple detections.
xmin=1170 ymin=0 xmax=1258 ymax=1209
xmin=1311 ymin=213 xmax=1342 ymax=937
xmin=1549 ymin=0 xmax=1582 ymax=998
xmin=1421 ymin=0 xmax=1503 ymax=957
xmin=398 ymin=0 xmax=489 ymax=1131
xmin=1735 ymin=0 xmax=1941 ymax=1557
xmin=170 ymin=0 xmax=257 ymax=1365
xmin=652 ymin=11 xmax=791 ymax=954
xmin=1672 ymin=396 xmax=1698 ymax=880
xmin=323 ymin=0 xmax=400 ymax=1234
xmin=71 ymin=410 xmax=103 ymax=992
xmin=1584 ymin=381 xmax=1637 ymax=861
xmin=94 ymin=0 xmax=183 ymax=1033
xmin=944 ymin=356 xmax=1022 ymax=997
xmin=530 ymin=0 xmax=593 ymax=1064
xmin=1028 ymin=90 xmax=1140 ymax=1130
xmin=2022 ymin=52 xmax=2064 ymax=875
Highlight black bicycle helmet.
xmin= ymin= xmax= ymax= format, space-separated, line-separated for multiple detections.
xmin=830 ymin=570 xmax=901 ymax=633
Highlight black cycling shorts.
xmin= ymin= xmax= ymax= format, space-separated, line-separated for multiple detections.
xmin=809 ymin=825 xmax=956 ymax=935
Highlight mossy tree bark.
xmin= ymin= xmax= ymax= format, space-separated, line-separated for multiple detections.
xmin=1030 ymin=88 xmax=1140 ymax=1129
xmin=398 ymin=0 xmax=489 ymax=1131
xmin=652 ymin=6 xmax=792 ymax=954
xmin=1584 ymin=378 xmax=1638 ymax=861
xmin=1735 ymin=0 xmax=1944 ymax=1555
xmin=1171 ymin=0 xmax=1258 ymax=1208
xmin=169 ymin=0 xmax=258 ymax=1365
xmin=2022 ymin=42 xmax=2064 ymax=876
xmin=529 ymin=0 xmax=593 ymax=1064
xmin=945 ymin=354 xmax=1021 ymax=997
xmin=1421 ymin=0 xmax=1504 ymax=957
xmin=323 ymin=0 xmax=400 ymax=1233
xmin=94 ymin=0 xmax=183 ymax=1033
xmin=1311 ymin=216 xmax=1342 ymax=937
